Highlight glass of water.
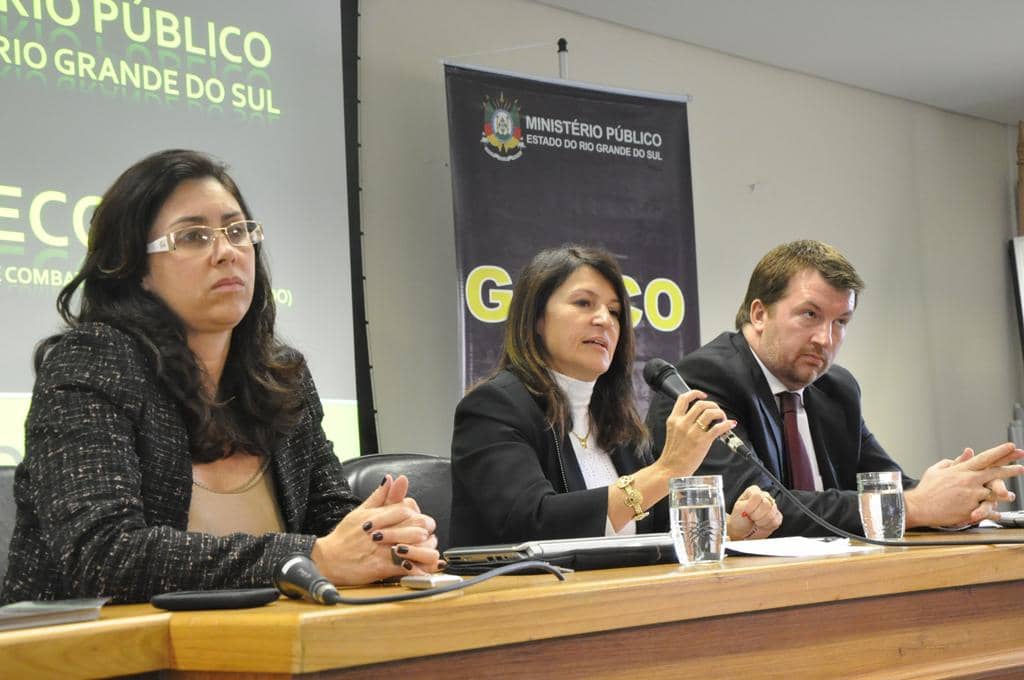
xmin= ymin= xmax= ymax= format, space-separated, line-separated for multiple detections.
xmin=857 ymin=471 xmax=905 ymax=540
xmin=669 ymin=475 xmax=726 ymax=566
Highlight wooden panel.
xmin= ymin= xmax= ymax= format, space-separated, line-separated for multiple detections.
xmin=156 ymin=537 xmax=1024 ymax=675
xmin=322 ymin=581 xmax=1024 ymax=679
xmin=168 ymin=604 xmax=306 ymax=674
xmin=242 ymin=545 xmax=1024 ymax=671
xmin=0 ymin=612 xmax=169 ymax=678
xmin=4 ymin=530 xmax=1024 ymax=678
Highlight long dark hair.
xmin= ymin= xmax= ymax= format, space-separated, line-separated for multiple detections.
xmin=39 ymin=149 xmax=306 ymax=462
xmin=495 ymin=244 xmax=647 ymax=453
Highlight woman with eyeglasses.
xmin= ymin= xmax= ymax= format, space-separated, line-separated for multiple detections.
xmin=450 ymin=244 xmax=782 ymax=546
xmin=1 ymin=150 xmax=440 ymax=604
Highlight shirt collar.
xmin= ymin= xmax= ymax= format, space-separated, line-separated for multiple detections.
xmin=549 ymin=369 xmax=596 ymax=409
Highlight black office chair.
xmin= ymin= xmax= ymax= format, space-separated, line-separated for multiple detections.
xmin=0 ymin=466 xmax=16 ymax=584
xmin=342 ymin=453 xmax=452 ymax=552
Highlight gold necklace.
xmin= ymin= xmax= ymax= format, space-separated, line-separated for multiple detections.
xmin=192 ymin=456 xmax=270 ymax=494
xmin=571 ymin=428 xmax=591 ymax=449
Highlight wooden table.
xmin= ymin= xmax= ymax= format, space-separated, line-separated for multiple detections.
xmin=3 ymin=530 xmax=1024 ymax=678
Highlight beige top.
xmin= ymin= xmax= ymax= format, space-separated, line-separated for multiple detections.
xmin=187 ymin=456 xmax=287 ymax=536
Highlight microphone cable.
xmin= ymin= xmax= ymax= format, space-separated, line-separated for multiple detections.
xmin=643 ymin=356 xmax=1024 ymax=547
xmin=278 ymin=558 xmax=567 ymax=606
xmin=733 ymin=439 xmax=1024 ymax=547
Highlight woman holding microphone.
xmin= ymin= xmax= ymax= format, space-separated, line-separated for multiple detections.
xmin=450 ymin=244 xmax=781 ymax=546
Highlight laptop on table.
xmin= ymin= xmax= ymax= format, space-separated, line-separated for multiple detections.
xmin=443 ymin=533 xmax=677 ymax=574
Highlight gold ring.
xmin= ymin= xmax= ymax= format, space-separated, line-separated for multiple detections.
xmin=696 ymin=419 xmax=710 ymax=432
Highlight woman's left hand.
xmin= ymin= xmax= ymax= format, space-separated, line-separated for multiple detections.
xmin=312 ymin=475 xmax=441 ymax=585
xmin=726 ymin=485 xmax=782 ymax=540
xmin=382 ymin=474 xmax=442 ymax=567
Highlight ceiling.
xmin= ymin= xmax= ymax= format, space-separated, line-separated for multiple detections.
xmin=538 ymin=0 xmax=1024 ymax=126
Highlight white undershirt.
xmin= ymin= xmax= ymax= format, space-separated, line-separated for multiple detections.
xmin=551 ymin=371 xmax=636 ymax=536
xmin=749 ymin=351 xmax=824 ymax=491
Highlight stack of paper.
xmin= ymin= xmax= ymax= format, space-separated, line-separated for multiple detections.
xmin=0 ymin=598 xmax=109 ymax=632
xmin=726 ymin=536 xmax=877 ymax=558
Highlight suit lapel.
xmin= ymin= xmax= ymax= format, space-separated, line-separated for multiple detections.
xmin=270 ymin=444 xmax=303 ymax=532
xmin=557 ymin=431 xmax=588 ymax=493
xmin=803 ymin=386 xmax=840 ymax=489
xmin=754 ymin=394 xmax=787 ymax=480
xmin=610 ymin=446 xmax=647 ymax=477
xmin=738 ymin=339 xmax=787 ymax=480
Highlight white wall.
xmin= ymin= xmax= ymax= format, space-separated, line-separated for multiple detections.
xmin=358 ymin=0 xmax=1024 ymax=475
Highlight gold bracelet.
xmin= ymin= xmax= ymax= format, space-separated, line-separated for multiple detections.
xmin=615 ymin=474 xmax=649 ymax=522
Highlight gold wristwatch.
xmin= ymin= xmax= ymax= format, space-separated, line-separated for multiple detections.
xmin=615 ymin=474 xmax=649 ymax=521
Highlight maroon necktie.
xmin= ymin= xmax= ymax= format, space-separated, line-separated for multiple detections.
xmin=778 ymin=391 xmax=815 ymax=491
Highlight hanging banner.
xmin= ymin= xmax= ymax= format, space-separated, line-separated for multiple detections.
xmin=445 ymin=64 xmax=700 ymax=400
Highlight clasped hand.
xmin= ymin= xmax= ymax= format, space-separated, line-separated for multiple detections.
xmin=904 ymin=442 xmax=1024 ymax=528
xmin=312 ymin=474 xmax=442 ymax=585
xmin=726 ymin=485 xmax=783 ymax=540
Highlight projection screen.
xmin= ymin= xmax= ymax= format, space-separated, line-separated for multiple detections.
xmin=0 ymin=1 xmax=359 ymax=463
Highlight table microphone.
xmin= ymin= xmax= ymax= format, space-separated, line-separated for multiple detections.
xmin=274 ymin=553 xmax=342 ymax=605
xmin=643 ymin=358 xmax=754 ymax=459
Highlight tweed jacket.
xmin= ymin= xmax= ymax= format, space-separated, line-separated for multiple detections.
xmin=0 ymin=322 xmax=358 ymax=604
xmin=450 ymin=369 xmax=668 ymax=547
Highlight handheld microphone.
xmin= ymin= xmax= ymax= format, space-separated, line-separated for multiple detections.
xmin=274 ymin=553 xmax=342 ymax=605
xmin=643 ymin=358 xmax=754 ymax=459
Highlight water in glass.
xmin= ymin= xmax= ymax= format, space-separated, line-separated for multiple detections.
xmin=858 ymin=488 xmax=905 ymax=540
xmin=670 ymin=480 xmax=725 ymax=565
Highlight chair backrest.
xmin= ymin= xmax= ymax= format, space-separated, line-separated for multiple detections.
xmin=0 ymin=466 xmax=16 ymax=584
xmin=343 ymin=453 xmax=452 ymax=552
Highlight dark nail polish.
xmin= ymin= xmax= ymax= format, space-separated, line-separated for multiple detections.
xmin=380 ymin=477 xmax=387 ymax=486
xmin=396 ymin=545 xmax=409 ymax=555
xmin=372 ymin=531 xmax=383 ymax=542
xmin=437 ymin=560 xmax=448 ymax=570
xmin=390 ymin=546 xmax=405 ymax=566
xmin=362 ymin=521 xmax=373 ymax=532
xmin=402 ymin=560 xmax=413 ymax=570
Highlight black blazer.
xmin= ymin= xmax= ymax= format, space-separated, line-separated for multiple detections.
xmin=645 ymin=332 xmax=913 ymax=536
xmin=1 ymin=322 xmax=359 ymax=604
xmin=450 ymin=370 xmax=667 ymax=547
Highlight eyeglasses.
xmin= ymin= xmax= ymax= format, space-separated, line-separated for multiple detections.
xmin=145 ymin=220 xmax=265 ymax=254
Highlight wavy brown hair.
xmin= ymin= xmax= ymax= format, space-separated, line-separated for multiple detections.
xmin=494 ymin=244 xmax=647 ymax=454
xmin=37 ymin=149 xmax=306 ymax=462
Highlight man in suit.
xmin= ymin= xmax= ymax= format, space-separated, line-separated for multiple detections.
xmin=646 ymin=240 xmax=1023 ymax=536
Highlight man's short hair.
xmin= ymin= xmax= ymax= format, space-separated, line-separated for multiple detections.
xmin=735 ymin=240 xmax=865 ymax=329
